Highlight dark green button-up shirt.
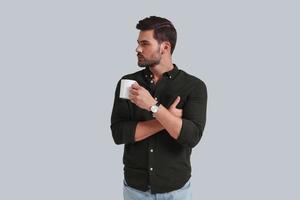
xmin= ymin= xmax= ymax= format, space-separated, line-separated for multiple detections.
xmin=110 ymin=64 xmax=207 ymax=194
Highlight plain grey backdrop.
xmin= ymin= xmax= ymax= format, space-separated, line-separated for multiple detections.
xmin=1 ymin=0 xmax=299 ymax=199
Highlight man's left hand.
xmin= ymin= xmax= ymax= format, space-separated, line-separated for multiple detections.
xmin=129 ymin=83 xmax=156 ymax=111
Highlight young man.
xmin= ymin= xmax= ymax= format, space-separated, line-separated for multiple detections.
xmin=110 ymin=16 xmax=207 ymax=200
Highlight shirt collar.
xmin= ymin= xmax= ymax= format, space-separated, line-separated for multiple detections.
xmin=143 ymin=64 xmax=179 ymax=80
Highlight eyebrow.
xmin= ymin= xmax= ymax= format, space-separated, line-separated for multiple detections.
xmin=137 ymin=40 xmax=150 ymax=44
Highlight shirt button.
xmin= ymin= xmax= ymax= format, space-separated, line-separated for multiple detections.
xmin=150 ymin=74 xmax=153 ymax=78
xmin=150 ymin=149 xmax=153 ymax=152
xmin=154 ymin=97 xmax=157 ymax=100
xmin=145 ymin=74 xmax=148 ymax=77
xmin=150 ymin=80 xmax=154 ymax=83
xmin=150 ymin=167 xmax=153 ymax=171
xmin=169 ymin=75 xmax=172 ymax=79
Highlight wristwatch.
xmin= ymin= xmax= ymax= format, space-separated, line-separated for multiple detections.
xmin=150 ymin=102 xmax=161 ymax=113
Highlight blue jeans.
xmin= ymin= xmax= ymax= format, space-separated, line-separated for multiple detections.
xmin=123 ymin=179 xmax=192 ymax=200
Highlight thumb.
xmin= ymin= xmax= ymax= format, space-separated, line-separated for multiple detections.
xmin=171 ymin=96 xmax=181 ymax=107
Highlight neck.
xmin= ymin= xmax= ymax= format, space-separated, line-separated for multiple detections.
xmin=149 ymin=58 xmax=173 ymax=81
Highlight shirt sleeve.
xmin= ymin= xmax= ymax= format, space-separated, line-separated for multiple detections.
xmin=110 ymin=79 xmax=138 ymax=145
xmin=177 ymin=79 xmax=208 ymax=148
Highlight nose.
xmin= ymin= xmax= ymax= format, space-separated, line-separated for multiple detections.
xmin=136 ymin=45 xmax=142 ymax=53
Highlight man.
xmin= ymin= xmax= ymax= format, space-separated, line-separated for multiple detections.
xmin=110 ymin=16 xmax=207 ymax=200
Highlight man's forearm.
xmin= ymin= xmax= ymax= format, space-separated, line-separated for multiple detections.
xmin=153 ymin=105 xmax=182 ymax=139
xmin=135 ymin=119 xmax=164 ymax=142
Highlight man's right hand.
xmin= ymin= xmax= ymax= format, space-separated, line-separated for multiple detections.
xmin=168 ymin=96 xmax=182 ymax=118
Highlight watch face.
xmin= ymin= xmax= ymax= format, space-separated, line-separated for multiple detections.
xmin=151 ymin=105 xmax=158 ymax=113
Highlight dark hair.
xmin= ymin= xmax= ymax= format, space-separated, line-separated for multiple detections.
xmin=136 ymin=16 xmax=177 ymax=54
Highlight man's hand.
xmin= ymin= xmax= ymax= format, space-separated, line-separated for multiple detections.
xmin=168 ymin=96 xmax=182 ymax=118
xmin=129 ymin=83 xmax=156 ymax=111
xmin=129 ymin=83 xmax=183 ymax=118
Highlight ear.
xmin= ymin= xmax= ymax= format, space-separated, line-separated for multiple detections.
xmin=161 ymin=41 xmax=171 ymax=54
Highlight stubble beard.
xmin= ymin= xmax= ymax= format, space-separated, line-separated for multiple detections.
xmin=138 ymin=58 xmax=160 ymax=68
xmin=137 ymin=48 xmax=161 ymax=68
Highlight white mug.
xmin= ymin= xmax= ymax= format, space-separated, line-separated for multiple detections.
xmin=119 ymin=79 xmax=137 ymax=99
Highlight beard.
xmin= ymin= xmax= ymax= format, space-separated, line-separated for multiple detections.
xmin=137 ymin=48 xmax=161 ymax=68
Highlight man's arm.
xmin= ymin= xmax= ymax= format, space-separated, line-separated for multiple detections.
xmin=155 ymin=80 xmax=207 ymax=148
xmin=134 ymin=97 xmax=182 ymax=142
xmin=130 ymin=80 xmax=207 ymax=148
xmin=134 ymin=119 xmax=164 ymax=142
xmin=111 ymin=79 xmax=169 ymax=144
xmin=152 ymin=105 xmax=182 ymax=139
xmin=110 ymin=79 xmax=138 ymax=145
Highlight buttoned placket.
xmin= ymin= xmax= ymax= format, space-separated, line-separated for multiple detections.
xmin=146 ymin=72 xmax=166 ymax=189
xmin=148 ymin=136 xmax=155 ymax=185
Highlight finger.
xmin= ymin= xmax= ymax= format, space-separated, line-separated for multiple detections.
xmin=171 ymin=96 xmax=181 ymax=107
xmin=130 ymin=88 xmax=138 ymax=95
xmin=129 ymin=94 xmax=135 ymax=102
xmin=131 ymin=83 xmax=140 ymax=89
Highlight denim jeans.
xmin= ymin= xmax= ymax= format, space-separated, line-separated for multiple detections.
xmin=123 ymin=179 xmax=192 ymax=200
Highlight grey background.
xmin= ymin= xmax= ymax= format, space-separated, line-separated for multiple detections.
xmin=0 ymin=0 xmax=299 ymax=199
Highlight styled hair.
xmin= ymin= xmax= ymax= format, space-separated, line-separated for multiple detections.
xmin=136 ymin=16 xmax=177 ymax=54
